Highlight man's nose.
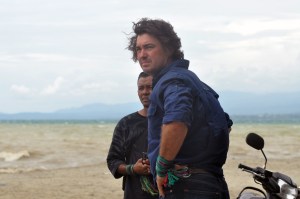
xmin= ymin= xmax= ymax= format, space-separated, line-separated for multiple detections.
xmin=139 ymin=48 xmax=147 ymax=58
xmin=142 ymin=88 xmax=151 ymax=94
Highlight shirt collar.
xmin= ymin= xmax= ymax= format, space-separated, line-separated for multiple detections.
xmin=152 ymin=59 xmax=189 ymax=87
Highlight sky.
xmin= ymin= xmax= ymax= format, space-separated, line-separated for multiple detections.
xmin=1 ymin=0 xmax=300 ymax=113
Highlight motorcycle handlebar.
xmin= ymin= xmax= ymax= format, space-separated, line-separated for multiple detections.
xmin=238 ymin=164 xmax=267 ymax=177
xmin=238 ymin=163 xmax=256 ymax=172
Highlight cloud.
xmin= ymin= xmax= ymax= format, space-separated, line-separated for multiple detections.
xmin=68 ymin=80 xmax=123 ymax=96
xmin=1 ymin=53 xmax=86 ymax=63
xmin=41 ymin=77 xmax=65 ymax=95
xmin=1 ymin=0 xmax=300 ymax=113
xmin=189 ymin=27 xmax=300 ymax=93
xmin=82 ymin=82 xmax=119 ymax=92
xmin=173 ymin=15 xmax=300 ymax=40
xmin=225 ymin=18 xmax=300 ymax=36
xmin=10 ymin=85 xmax=31 ymax=94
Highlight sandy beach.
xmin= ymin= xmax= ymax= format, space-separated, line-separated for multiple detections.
xmin=1 ymin=123 xmax=300 ymax=199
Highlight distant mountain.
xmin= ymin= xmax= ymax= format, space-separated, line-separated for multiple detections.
xmin=218 ymin=91 xmax=300 ymax=115
xmin=0 ymin=91 xmax=300 ymax=121
xmin=0 ymin=102 xmax=141 ymax=121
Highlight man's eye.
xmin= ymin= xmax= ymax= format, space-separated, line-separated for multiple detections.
xmin=145 ymin=45 xmax=154 ymax=49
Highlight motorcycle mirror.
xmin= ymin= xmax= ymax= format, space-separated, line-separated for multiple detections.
xmin=246 ymin=132 xmax=264 ymax=150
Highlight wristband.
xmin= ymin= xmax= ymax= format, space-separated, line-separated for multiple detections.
xmin=156 ymin=155 xmax=173 ymax=177
xmin=130 ymin=164 xmax=135 ymax=175
xmin=125 ymin=164 xmax=135 ymax=175
xmin=125 ymin=164 xmax=132 ymax=175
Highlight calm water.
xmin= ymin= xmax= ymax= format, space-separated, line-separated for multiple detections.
xmin=0 ymin=120 xmax=299 ymax=174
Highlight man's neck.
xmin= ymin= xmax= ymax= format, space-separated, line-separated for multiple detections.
xmin=138 ymin=108 xmax=148 ymax=117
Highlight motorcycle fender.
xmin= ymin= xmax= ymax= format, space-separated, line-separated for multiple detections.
xmin=238 ymin=192 xmax=265 ymax=199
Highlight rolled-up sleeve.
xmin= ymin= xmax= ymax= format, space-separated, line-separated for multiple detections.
xmin=162 ymin=79 xmax=193 ymax=127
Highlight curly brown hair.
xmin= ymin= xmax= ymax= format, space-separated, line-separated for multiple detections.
xmin=127 ymin=18 xmax=184 ymax=62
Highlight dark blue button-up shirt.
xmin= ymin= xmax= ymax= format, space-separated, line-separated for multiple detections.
xmin=147 ymin=59 xmax=229 ymax=177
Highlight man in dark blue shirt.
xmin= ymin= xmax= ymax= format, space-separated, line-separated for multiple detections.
xmin=127 ymin=18 xmax=232 ymax=199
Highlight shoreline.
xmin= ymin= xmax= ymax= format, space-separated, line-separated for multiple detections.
xmin=0 ymin=163 xmax=123 ymax=199
xmin=1 ymin=157 xmax=299 ymax=199
xmin=1 ymin=124 xmax=299 ymax=198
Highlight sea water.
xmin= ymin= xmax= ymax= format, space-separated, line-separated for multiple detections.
xmin=0 ymin=119 xmax=299 ymax=174
xmin=0 ymin=121 xmax=116 ymax=173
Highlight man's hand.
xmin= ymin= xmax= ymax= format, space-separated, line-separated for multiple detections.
xmin=156 ymin=175 xmax=167 ymax=198
xmin=133 ymin=158 xmax=151 ymax=175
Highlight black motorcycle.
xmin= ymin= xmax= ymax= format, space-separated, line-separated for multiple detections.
xmin=237 ymin=132 xmax=300 ymax=199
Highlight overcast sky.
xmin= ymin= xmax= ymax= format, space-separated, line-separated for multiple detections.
xmin=1 ymin=0 xmax=300 ymax=113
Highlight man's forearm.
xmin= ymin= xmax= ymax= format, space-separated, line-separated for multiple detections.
xmin=159 ymin=122 xmax=188 ymax=161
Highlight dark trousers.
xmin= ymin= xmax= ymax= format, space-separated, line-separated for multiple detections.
xmin=162 ymin=173 xmax=230 ymax=199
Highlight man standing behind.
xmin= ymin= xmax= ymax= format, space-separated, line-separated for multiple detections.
xmin=107 ymin=72 xmax=157 ymax=199
xmin=127 ymin=18 xmax=232 ymax=199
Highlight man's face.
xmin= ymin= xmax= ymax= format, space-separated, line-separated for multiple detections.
xmin=136 ymin=33 xmax=171 ymax=75
xmin=137 ymin=76 xmax=152 ymax=108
